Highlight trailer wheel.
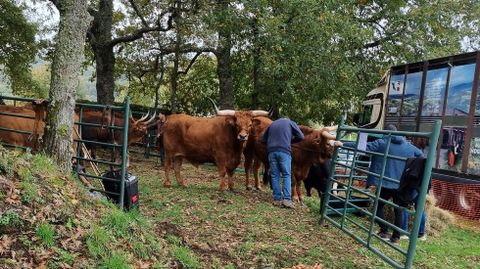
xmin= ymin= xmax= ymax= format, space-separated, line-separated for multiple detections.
xmin=458 ymin=188 xmax=480 ymax=220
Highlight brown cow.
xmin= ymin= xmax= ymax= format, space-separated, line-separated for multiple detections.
xmin=0 ymin=100 xmax=48 ymax=150
xmin=0 ymin=100 xmax=80 ymax=153
xmin=291 ymin=125 xmax=340 ymax=202
xmin=162 ymin=108 xmax=269 ymax=191
xmin=80 ymin=110 xmax=156 ymax=159
xmin=243 ymin=116 xmax=272 ymax=190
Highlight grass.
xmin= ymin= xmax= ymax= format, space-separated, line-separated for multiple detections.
xmin=100 ymin=252 xmax=131 ymax=269
xmin=123 ymin=153 xmax=480 ymax=269
xmin=36 ymin=223 xmax=56 ymax=248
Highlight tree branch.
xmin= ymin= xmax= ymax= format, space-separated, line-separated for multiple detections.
xmin=127 ymin=0 xmax=149 ymax=28
xmin=178 ymin=52 xmax=202 ymax=75
xmin=109 ymin=10 xmax=175 ymax=47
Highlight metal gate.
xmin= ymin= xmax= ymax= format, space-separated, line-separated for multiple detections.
xmin=320 ymin=118 xmax=441 ymax=269
xmin=0 ymin=95 xmax=131 ymax=210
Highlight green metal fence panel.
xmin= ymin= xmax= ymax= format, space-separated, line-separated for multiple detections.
xmin=320 ymin=117 xmax=441 ymax=269
xmin=0 ymin=95 xmax=132 ymax=211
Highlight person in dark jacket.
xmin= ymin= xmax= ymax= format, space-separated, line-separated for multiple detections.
xmin=345 ymin=124 xmax=423 ymax=243
xmin=262 ymin=117 xmax=304 ymax=208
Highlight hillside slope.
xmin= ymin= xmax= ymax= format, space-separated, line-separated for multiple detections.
xmin=0 ymin=147 xmax=169 ymax=269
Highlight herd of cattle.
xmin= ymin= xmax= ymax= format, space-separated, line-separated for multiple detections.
xmin=0 ymin=99 xmax=340 ymax=202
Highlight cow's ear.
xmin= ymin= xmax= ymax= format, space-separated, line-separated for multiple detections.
xmin=226 ymin=117 xmax=236 ymax=126
xmin=252 ymin=118 xmax=261 ymax=127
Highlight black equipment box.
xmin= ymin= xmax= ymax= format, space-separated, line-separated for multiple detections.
xmin=101 ymin=170 xmax=139 ymax=211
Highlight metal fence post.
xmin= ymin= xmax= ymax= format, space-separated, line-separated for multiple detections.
xmin=119 ymin=97 xmax=130 ymax=210
xmin=404 ymin=120 xmax=441 ymax=268
xmin=320 ymin=116 xmax=344 ymax=224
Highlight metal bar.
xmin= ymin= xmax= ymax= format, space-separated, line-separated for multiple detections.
xmin=0 ymin=142 xmax=29 ymax=150
xmin=366 ymin=135 xmax=392 ymax=246
xmin=320 ymin=116 xmax=344 ymax=224
xmin=0 ymin=126 xmax=33 ymax=135
xmin=76 ymin=107 xmax=83 ymax=175
xmin=404 ymin=120 xmax=441 ymax=268
xmin=77 ymin=172 xmax=122 ymax=183
xmin=89 ymin=188 xmax=120 ymax=197
xmin=0 ymin=111 xmax=35 ymax=119
xmin=334 ymin=161 xmax=400 ymax=185
xmin=74 ymin=121 xmax=124 ymax=130
xmin=0 ymin=95 xmax=37 ymax=103
xmin=72 ymin=156 xmax=122 ymax=166
xmin=119 ymin=97 xmax=130 ymax=210
xmin=76 ymin=102 xmax=124 ymax=110
xmin=341 ymin=146 xmax=409 ymax=161
xmin=73 ymin=139 xmax=123 ymax=148
xmin=340 ymin=131 xmax=362 ymax=229
xmin=339 ymin=126 xmax=430 ymax=138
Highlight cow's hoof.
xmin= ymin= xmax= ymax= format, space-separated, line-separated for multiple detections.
xmin=292 ymin=197 xmax=300 ymax=203
xmin=246 ymin=186 xmax=252 ymax=191
xmin=163 ymin=182 xmax=172 ymax=188
xmin=255 ymin=186 xmax=262 ymax=191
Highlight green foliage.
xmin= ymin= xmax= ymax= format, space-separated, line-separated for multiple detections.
xmin=36 ymin=223 xmax=56 ymax=248
xmin=0 ymin=210 xmax=22 ymax=229
xmin=55 ymin=247 xmax=77 ymax=266
xmin=20 ymin=180 xmax=38 ymax=204
xmin=86 ymin=226 xmax=110 ymax=258
xmin=100 ymin=209 xmax=134 ymax=238
xmin=172 ymin=245 xmax=201 ymax=269
xmin=0 ymin=0 xmax=38 ymax=95
xmin=100 ymin=252 xmax=131 ymax=269
xmin=31 ymin=153 xmax=55 ymax=175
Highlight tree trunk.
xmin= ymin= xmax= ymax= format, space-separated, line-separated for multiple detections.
xmin=170 ymin=32 xmax=181 ymax=113
xmin=90 ymin=0 xmax=115 ymax=105
xmin=251 ymin=16 xmax=260 ymax=109
xmin=44 ymin=0 xmax=91 ymax=172
xmin=216 ymin=1 xmax=234 ymax=110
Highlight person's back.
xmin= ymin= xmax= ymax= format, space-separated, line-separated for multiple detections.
xmin=367 ymin=135 xmax=424 ymax=189
xmin=262 ymin=118 xmax=303 ymax=154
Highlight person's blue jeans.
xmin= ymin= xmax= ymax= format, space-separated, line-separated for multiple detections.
xmin=268 ymin=151 xmax=292 ymax=201
xmin=401 ymin=191 xmax=427 ymax=235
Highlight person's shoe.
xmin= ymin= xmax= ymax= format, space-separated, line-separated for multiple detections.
xmin=282 ymin=200 xmax=295 ymax=209
xmin=418 ymin=234 xmax=427 ymax=241
xmin=272 ymin=200 xmax=283 ymax=207
xmin=400 ymin=235 xmax=409 ymax=240
xmin=377 ymin=231 xmax=389 ymax=240
xmin=390 ymin=237 xmax=400 ymax=245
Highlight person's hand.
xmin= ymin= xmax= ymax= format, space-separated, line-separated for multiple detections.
xmin=334 ymin=140 xmax=343 ymax=147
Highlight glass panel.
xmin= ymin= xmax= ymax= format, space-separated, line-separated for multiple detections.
xmin=438 ymin=127 xmax=466 ymax=172
xmin=362 ymin=105 xmax=373 ymax=125
xmin=388 ymin=73 xmax=405 ymax=116
xmin=401 ymin=71 xmax=422 ymax=116
xmin=422 ymin=67 xmax=448 ymax=116
xmin=468 ymin=136 xmax=480 ymax=174
xmin=445 ymin=63 xmax=476 ymax=116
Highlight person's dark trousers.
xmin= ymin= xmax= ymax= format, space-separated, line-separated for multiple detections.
xmin=376 ymin=187 xmax=404 ymax=240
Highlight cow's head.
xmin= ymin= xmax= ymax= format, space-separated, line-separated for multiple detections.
xmin=128 ymin=112 xmax=156 ymax=145
xmin=208 ymin=98 xmax=269 ymax=141
xmin=307 ymin=125 xmax=341 ymax=163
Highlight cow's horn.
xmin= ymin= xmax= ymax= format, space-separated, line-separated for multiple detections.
xmin=323 ymin=125 xmax=338 ymax=132
xmin=251 ymin=110 xmax=269 ymax=116
xmin=217 ymin=109 xmax=236 ymax=116
xmin=144 ymin=111 xmax=157 ymax=124
xmin=268 ymin=106 xmax=274 ymax=117
xmin=322 ymin=130 xmax=337 ymax=140
xmin=207 ymin=97 xmax=219 ymax=114
xmin=137 ymin=111 xmax=150 ymax=122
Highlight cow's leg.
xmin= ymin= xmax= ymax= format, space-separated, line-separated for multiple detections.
xmin=218 ymin=167 xmax=228 ymax=191
xmin=253 ymin=159 xmax=262 ymax=190
xmin=296 ymin=180 xmax=304 ymax=204
xmin=244 ymin=154 xmax=253 ymax=190
xmin=163 ymin=154 xmax=174 ymax=187
xmin=227 ymin=169 xmax=236 ymax=192
xmin=173 ymin=156 xmax=186 ymax=187
xmin=291 ymin=176 xmax=300 ymax=203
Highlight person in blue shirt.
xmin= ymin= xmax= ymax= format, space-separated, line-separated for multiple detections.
xmin=262 ymin=118 xmax=304 ymax=209
xmin=345 ymin=124 xmax=423 ymax=243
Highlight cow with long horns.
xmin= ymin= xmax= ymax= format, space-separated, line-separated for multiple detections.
xmin=80 ymin=110 xmax=157 ymax=159
xmin=161 ymin=100 xmax=269 ymax=191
